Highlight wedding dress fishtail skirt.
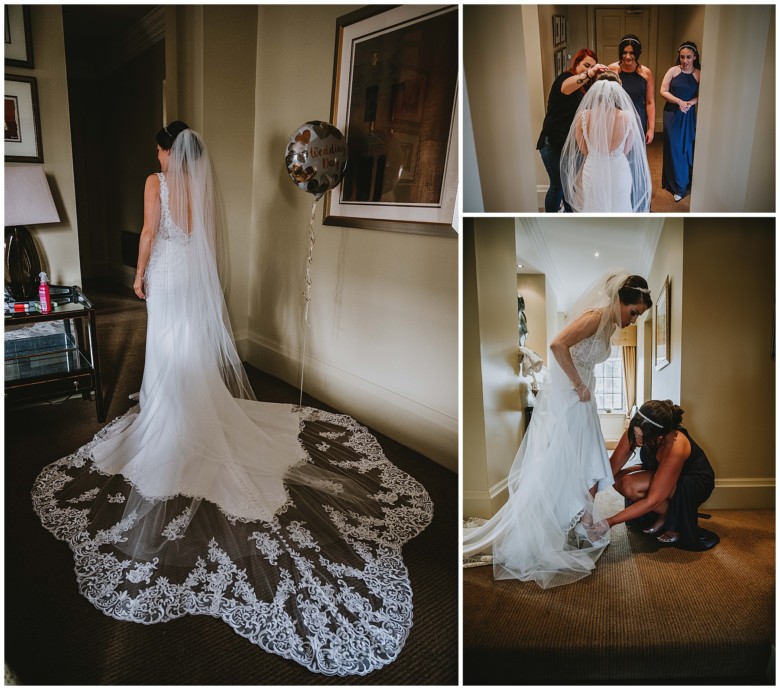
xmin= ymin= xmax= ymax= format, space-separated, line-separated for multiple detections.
xmin=581 ymin=152 xmax=633 ymax=212
xmin=463 ymin=329 xmax=612 ymax=589
xmin=31 ymin=173 xmax=433 ymax=676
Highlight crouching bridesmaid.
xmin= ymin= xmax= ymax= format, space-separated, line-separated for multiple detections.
xmin=605 ymin=399 xmax=719 ymax=550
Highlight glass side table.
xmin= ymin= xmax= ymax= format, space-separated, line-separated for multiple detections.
xmin=5 ymin=285 xmax=106 ymax=421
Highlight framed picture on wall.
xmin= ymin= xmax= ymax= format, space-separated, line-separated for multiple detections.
xmin=325 ymin=4 xmax=458 ymax=236
xmin=553 ymin=15 xmax=561 ymax=46
xmin=655 ymin=276 xmax=670 ymax=370
xmin=5 ymin=5 xmax=34 ymax=68
xmin=560 ymin=16 xmax=567 ymax=45
xmin=5 ymin=75 xmax=43 ymax=163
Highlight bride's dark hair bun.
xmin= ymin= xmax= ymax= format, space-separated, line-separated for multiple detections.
xmin=156 ymin=121 xmax=190 ymax=151
xmin=618 ymin=275 xmax=653 ymax=309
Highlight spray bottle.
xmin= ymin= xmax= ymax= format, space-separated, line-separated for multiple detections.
xmin=38 ymin=272 xmax=51 ymax=314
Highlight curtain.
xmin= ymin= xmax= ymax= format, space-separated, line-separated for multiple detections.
xmin=622 ymin=345 xmax=636 ymax=419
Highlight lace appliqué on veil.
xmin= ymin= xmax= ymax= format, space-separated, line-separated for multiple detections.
xmin=31 ymin=405 xmax=433 ymax=676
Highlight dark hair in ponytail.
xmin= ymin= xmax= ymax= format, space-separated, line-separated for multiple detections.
xmin=628 ymin=399 xmax=684 ymax=454
xmin=155 ymin=120 xmax=190 ymax=151
xmin=618 ymin=275 xmax=653 ymax=309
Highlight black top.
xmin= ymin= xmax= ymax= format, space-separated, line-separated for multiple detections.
xmin=638 ymin=426 xmax=713 ymax=480
xmin=536 ymin=71 xmax=586 ymax=153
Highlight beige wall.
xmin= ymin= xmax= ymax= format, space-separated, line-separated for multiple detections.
xmin=464 ymin=5 xmax=540 ymax=212
xmin=463 ymin=219 xmax=523 ymax=519
xmin=693 ymin=5 xmax=775 ymax=212
xmin=463 ymin=222 xmax=490 ymax=516
xmin=240 ymin=6 xmax=457 ymax=470
xmin=7 ymin=7 xmax=81 ymax=286
xmin=647 ymin=218 xmax=684 ymax=404
xmin=680 ymin=219 xmax=775 ymax=508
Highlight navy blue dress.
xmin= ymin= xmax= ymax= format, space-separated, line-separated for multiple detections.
xmin=628 ymin=427 xmax=719 ymax=551
xmin=662 ymin=72 xmax=698 ymax=198
xmin=620 ymin=70 xmax=648 ymax=133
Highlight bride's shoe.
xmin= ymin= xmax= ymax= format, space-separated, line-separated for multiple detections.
xmin=673 ymin=194 xmax=682 ymax=202
xmin=657 ymin=531 xmax=679 ymax=544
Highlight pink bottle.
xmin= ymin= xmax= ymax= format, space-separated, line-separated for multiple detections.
xmin=38 ymin=271 xmax=51 ymax=314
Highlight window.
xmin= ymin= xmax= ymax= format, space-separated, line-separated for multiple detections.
xmin=594 ymin=346 xmax=624 ymax=413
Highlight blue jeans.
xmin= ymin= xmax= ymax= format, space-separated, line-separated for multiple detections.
xmin=538 ymin=137 xmax=572 ymax=213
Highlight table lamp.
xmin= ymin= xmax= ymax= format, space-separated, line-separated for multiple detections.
xmin=4 ymin=164 xmax=60 ymax=300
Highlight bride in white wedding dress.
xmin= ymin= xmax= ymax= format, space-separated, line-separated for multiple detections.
xmin=463 ymin=272 xmax=651 ymax=588
xmin=32 ymin=122 xmax=432 ymax=676
xmin=561 ymin=72 xmax=651 ymax=213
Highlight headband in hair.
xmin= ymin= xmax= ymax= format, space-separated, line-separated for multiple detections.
xmin=622 ymin=277 xmax=651 ymax=295
xmin=621 ymin=37 xmax=641 ymax=47
xmin=637 ymin=409 xmax=663 ymax=428
xmin=679 ymin=43 xmax=698 ymax=53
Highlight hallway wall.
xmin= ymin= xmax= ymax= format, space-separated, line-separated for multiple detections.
xmin=463 ymin=220 xmax=524 ymax=519
xmin=692 ymin=5 xmax=775 ymax=212
xmin=680 ymin=219 xmax=775 ymax=508
xmin=464 ymin=5 xmax=540 ymax=212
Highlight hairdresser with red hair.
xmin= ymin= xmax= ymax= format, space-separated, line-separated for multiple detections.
xmin=537 ymin=49 xmax=610 ymax=212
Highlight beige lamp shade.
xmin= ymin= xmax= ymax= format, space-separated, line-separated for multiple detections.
xmin=5 ymin=164 xmax=60 ymax=226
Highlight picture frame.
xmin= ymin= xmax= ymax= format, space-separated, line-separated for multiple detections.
xmin=560 ymin=16 xmax=567 ymax=45
xmin=5 ymin=5 xmax=34 ymax=68
xmin=555 ymin=49 xmax=567 ymax=77
xmin=324 ymin=4 xmax=458 ymax=237
xmin=5 ymin=75 xmax=43 ymax=163
xmin=553 ymin=16 xmax=560 ymax=46
xmin=655 ymin=276 xmax=670 ymax=370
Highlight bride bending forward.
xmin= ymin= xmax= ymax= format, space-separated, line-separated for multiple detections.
xmin=561 ymin=71 xmax=652 ymax=213
xmin=463 ymin=272 xmax=651 ymax=588
xmin=31 ymin=122 xmax=432 ymax=676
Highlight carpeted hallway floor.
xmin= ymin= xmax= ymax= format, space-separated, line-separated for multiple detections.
xmin=5 ymin=280 xmax=458 ymax=685
xmin=464 ymin=488 xmax=774 ymax=684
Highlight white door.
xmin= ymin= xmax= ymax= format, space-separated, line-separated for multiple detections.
xmin=595 ymin=8 xmax=652 ymax=71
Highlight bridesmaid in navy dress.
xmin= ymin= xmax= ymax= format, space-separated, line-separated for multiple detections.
xmin=661 ymin=41 xmax=701 ymax=202
xmin=608 ymin=34 xmax=656 ymax=144
xmin=606 ymin=400 xmax=718 ymax=551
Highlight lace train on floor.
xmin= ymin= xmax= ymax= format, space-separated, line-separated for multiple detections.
xmin=32 ymin=405 xmax=433 ymax=676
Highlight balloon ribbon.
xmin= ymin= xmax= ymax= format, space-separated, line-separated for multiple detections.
xmin=299 ymin=197 xmax=318 ymax=407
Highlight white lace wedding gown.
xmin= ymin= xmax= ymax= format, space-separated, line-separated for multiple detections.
xmin=580 ymin=111 xmax=633 ymax=212
xmin=32 ymin=173 xmax=433 ymax=675
xmin=463 ymin=315 xmax=613 ymax=588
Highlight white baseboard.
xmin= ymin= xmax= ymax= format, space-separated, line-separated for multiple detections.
xmin=466 ymin=476 xmax=775 ymax=519
xmin=704 ymin=477 xmax=775 ymax=509
xmin=536 ymin=186 xmax=547 ymax=212
xmin=238 ymin=332 xmax=458 ymax=473
xmin=463 ymin=478 xmax=509 ymax=520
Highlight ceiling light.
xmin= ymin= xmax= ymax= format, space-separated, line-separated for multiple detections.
xmin=517 ymin=264 xmax=524 ymax=268
xmin=594 ymin=252 xmax=600 ymax=257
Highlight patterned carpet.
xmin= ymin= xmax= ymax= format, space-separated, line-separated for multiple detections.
xmin=5 ymin=281 xmax=458 ymax=685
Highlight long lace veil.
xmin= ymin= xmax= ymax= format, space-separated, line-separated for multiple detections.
xmin=560 ymin=78 xmax=651 ymax=212
xmin=163 ymin=129 xmax=255 ymax=400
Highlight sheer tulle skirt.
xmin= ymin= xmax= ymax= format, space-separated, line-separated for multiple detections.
xmin=31 ymin=214 xmax=433 ymax=675
xmin=463 ymin=366 xmax=611 ymax=589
